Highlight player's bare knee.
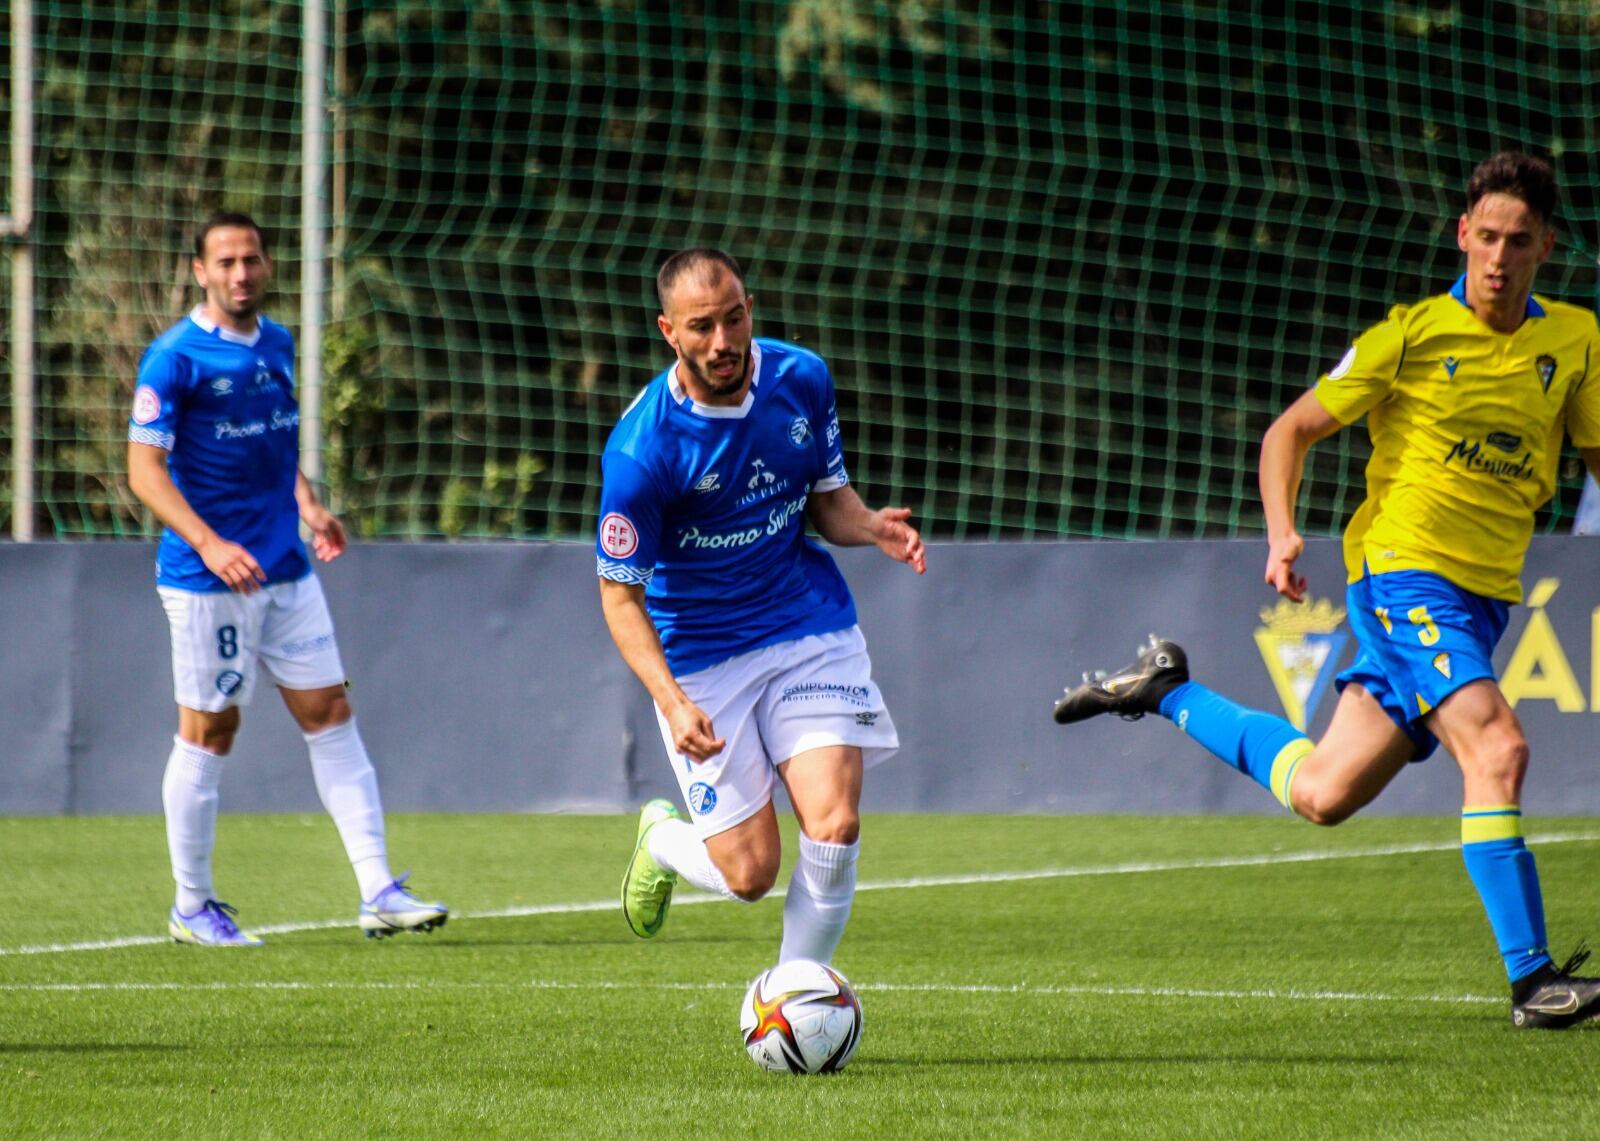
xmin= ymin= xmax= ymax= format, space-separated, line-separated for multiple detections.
xmin=723 ymin=862 xmax=779 ymax=901
xmin=191 ymin=728 xmax=238 ymax=755
xmin=1289 ymin=775 xmax=1357 ymax=827
xmin=181 ymin=707 xmax=240 ymax=755
xmin=285 ymin=687 xmax=353 ymax=735
xmin=1464 ymin=730 xmax=1529 ymax=798
xmin=802 ymin=812 xmax=860 ymax=846
xmin=1295 ymin=795 xmax=1355 ymax=827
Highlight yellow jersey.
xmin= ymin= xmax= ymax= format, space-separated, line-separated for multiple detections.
xmin=1314 ymin=276 xmax=1600 ymax=601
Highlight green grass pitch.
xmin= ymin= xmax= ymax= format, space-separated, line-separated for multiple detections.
xmin=3 ymin=813 xmax=1599 ymax=1138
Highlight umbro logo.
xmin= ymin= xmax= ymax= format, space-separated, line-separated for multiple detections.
xmin=211 ymin=377 xmax=234 ymax=395
xmin=694 ymin=473 xmax=721 ymax=494
xmin=1442 ymin=356 xmax=1461 ymax=378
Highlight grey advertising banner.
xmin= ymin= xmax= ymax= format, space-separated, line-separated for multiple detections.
xmin=1 ymin=538 xmax=1595 ymax=815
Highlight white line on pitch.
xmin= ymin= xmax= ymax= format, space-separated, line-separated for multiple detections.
xmin=0 ymin=977 xmax=1503 ymax=1007
xmin=4 ymin=831 xmax=1597 ymax=958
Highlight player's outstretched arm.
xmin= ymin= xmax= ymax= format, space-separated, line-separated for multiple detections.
xmin=128 ymin=441 xmax=267 ymax=593
xmin=806 ymin=485 xmax=927 ymax=574
xmin=296 ymin=470 xmax=347 ymax=562
xmin=598 ymin=578 xmax=725 ymax=762
xmin=1258 ymin=390 xmax=1343 ymax=603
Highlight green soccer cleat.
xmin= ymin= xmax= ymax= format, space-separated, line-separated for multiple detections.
xmin=622 ymin=798 xmax=683 ymax=939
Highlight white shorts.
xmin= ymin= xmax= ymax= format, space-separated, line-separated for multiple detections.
xmin=655 ymin=626 xmax=899 ymax=838
xmin=159 ymin=574 xmax=347 ymax=712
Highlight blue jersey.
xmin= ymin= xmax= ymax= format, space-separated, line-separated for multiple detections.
xmin=597 ymin=338 xmax=858 ymax=675
xmin=128 ymin=307 xmax=309 ymax=592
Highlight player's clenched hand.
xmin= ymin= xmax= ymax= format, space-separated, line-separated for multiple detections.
xmin=873 ymin=507 xmax=927 ymax=574
xmin=1264 ymin=532 xmax=1307 ymax=603
xmin=302 ymin=505 xmax=348 ymax=562
xmin=666 ymin=700 xmax=725 ymax=763
xmin=199 ymin=537 xmax=267 ymax=594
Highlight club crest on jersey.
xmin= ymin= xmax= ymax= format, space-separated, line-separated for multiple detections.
xmin=1441 ymin=356 xmax=1461 ymax=378
xmin=249 ymin=358 xmax=278 ymax=393
xmin=788 ymin=416 xmax=812 ymax=448
xmin=747 ymin=458 xmax=777 ymax=490
xmin=688 ymin=782 xmax=717 ymax=815
xmin=599 ymin=512 xmax=639 ymax=558
xmin=694 ymin=472 xmax=721 ymax=494
xmin=1536 ymin=354 xmax=1556 ymax=394
xmin=132 ymin=385 xmax=162 ymax=424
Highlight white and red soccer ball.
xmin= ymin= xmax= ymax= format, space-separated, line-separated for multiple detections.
xmin=739 ymin=958 xmax=863 ymax=1074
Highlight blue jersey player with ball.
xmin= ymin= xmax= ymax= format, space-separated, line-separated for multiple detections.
xmin=602 ymin=249 xmax=926 ymax=965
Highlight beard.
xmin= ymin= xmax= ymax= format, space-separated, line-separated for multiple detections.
xmin=212 ymin=287 xmax=264 ymax=322
xmin=684 ymin=348 xmax=749 ymax=397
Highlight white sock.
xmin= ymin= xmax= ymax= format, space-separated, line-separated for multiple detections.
xmin=304 ymin=718 xmax=393 ymax=900
xmin=648 ymin=818 xmax=742 ymax=902
xmin=163 ymin=735 xmax=224 ymax=915
xmin=778 ymin=834 xmax=859 ymax=965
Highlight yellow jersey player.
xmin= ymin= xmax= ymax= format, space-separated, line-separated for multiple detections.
xmin=1053 ymin=152 xmax=1600 ymax=1028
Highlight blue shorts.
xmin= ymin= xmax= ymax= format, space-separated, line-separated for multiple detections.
xmin=1335 ymin=569 xmax=1509 ymax=761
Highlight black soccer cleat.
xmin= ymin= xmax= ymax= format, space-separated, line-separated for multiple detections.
xmin=1052 ymin=635 xmax=1189 ymax=725
xmin=1510 ymin=944 xmax=1600 ymax=1029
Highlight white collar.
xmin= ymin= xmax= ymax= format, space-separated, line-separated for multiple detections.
xmin=189 ymin=305 xmax=264 ymax=347
xmin=668 ymin=342 xmax=763 ymax=419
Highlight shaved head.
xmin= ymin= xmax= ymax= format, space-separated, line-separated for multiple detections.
xmin=656 ymin=248 xmax=746 ymax=314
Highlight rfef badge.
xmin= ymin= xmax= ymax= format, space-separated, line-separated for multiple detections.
xmin=1254 ymin=596 xmax=1348 ymax=730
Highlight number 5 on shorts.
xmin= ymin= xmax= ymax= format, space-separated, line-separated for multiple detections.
xmin=1406 ymin=606 xmax=1440 ymax=647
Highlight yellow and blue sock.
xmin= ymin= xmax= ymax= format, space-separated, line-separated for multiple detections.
xmin=1460 ymin=805 xmax=1552 ymax=982
xmin=1158 ymin=682 xmax=1312 ymax=812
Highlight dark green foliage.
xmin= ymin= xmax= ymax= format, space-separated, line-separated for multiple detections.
xmin=7 ymin=3 xmax=1599 ymax=539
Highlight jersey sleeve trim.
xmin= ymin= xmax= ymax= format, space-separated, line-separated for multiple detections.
xmin=597 ymin=557 xmax=654 ymax=585
xmin=1310 ymin=384 xmax=1361 ymax=426
xmin=129 ymin=425 xmax=176 ymax=450
xmin=814 ymin=473 xmax=849 ymax=492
